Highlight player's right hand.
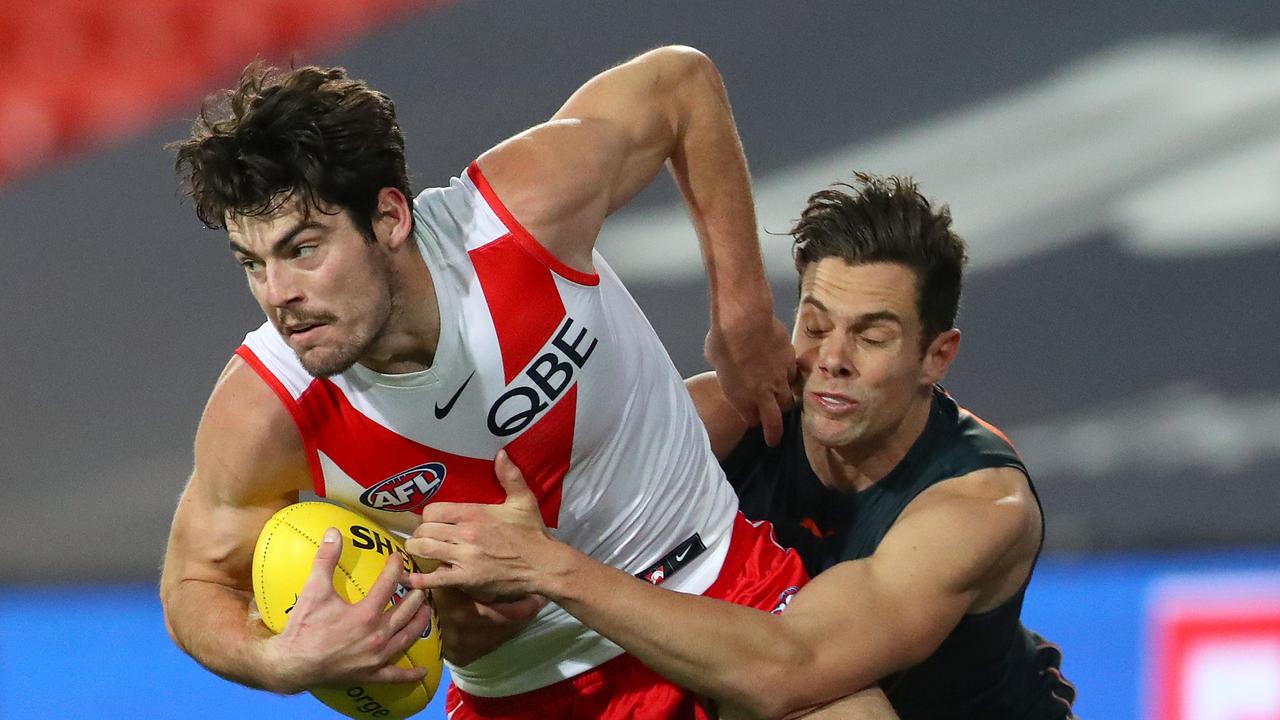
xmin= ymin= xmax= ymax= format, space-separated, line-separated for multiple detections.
xmin=705 ymin=308 xmax=796 ymax=446
xmin=264 ymin=527 xmax=434 ymax=693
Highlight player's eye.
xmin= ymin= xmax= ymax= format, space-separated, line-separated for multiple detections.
xmin=294 ymin=244 xmax=316 ymax=259
xmin=859 ymin=333 xmax=892 ymax=346
xmin=239 ymin=258 xmax=264 ymax=273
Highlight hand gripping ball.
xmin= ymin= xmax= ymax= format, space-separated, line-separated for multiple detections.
xmin=252 ymin=502 xmax=442 ymax=719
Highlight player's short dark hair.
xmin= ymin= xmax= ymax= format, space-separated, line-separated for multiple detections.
xmin=170 ymin=62 xmax=412 ymax=240
xmin=791 ymin=172 xmax=967 ymax=349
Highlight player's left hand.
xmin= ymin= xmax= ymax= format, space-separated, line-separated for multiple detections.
xmin=706 ymin=303 xmax=796 ymax=446
xmin=405 ymin=451 xmax=560 ymax=602
xmin=431 ymin=588 xmax=547 ymax=666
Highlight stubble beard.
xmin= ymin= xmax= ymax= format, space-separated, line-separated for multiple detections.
xmin=804 ymin=410 xmax=863 ymax=450
xmin=299 ymin=281 xmax=396 ymax=379
xmin=299 ymin=331 xmax=377 ymax=378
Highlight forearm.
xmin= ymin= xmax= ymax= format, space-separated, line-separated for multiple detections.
xmin=163 ymin=578 xmax=293 ymax=693
xmin=539 ymin=543 xmax=815 ymax=718
xmin=663 ymin=51 xmax=772 ymax=316
xmin=411 ymin=455 xmax=896 ymax=715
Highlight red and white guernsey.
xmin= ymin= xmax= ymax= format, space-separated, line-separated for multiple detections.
xmin=238 ymin=164 xmax=739 ymax=697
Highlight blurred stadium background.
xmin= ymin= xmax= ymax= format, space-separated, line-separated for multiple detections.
xmin=3 ymin=1 xmax=1279 ymax=717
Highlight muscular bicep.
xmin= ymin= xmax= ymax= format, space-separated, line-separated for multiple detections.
xmin=686 ymin=372 xmax=749 ymax=461
xmin=475 ymin=46 xmax=716 ymax=271
xmin=161 ymin=358 xmax=311 ymax=600
xmin=165 ymin=472 xmax=294 ymax=593
xmin=873 ymin=467 xmax=1041 ymax=618
xmin=765 ymin=468 xmax=1040 ymax=702
xmin=548 ymin=46 xmax=712 ymax=213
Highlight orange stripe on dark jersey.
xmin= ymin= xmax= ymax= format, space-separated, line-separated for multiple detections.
xmin=800 ymin=516 xmax=834 ymax=539
xmin=959 ymin=406 xmax=1022 ymax=460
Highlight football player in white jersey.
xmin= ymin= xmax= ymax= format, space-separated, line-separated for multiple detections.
xmin=160 ymin=46 xmax=893 ymax=719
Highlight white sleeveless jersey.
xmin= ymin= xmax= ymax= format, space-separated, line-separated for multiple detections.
xmin=238 ymin=164 xmax=738 ymax=697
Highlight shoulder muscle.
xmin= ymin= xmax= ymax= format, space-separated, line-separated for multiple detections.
xmin=887 ymin=466 xmax=1041 ymax=612
xmin=194 ymin=355 xmax=311 ymax=505
xmin=164 ymin=356 xmax=311 ymax=592
xmin=754 ymin=467 xmax=1041 ymax=693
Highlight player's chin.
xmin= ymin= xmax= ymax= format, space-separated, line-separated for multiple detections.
xmin=803 ymin=413 xmax=859 ymax=447
xmin=298 ymin=345 xmax=361 ymax=378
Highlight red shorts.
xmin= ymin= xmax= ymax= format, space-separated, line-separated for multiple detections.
xmin=445 ymin=513 xmax=809 ymax=720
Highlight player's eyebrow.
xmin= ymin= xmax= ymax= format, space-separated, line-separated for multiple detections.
xmin=799 ymin=295 xmax=831 ymax=314
xmin=850 ymin=310 xmax=903 ymax=329
xmin=228 ymin=220 xmax=324 ymax=258
xmin=800 ymin=297 xmax=903 ymax=328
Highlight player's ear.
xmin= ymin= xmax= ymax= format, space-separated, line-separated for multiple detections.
xmin=921 ymin=328 xmax=960 ymax=385
xmin=374 ymin=187 xmax=413 ymax=249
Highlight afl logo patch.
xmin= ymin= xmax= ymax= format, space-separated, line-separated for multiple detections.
xmin=359 ymin=463 xmax=446 ymax=513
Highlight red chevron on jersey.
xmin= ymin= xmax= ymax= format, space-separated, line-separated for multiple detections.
xmin=470 ymin=233 xmax=566 ymax=383
xmin=237 ymin=345 xmax=505 ymax=510
xmin=470 ymin=233 xmax=576 ymax=527
xmin=296 ymin=377 xmax=506 ymax=508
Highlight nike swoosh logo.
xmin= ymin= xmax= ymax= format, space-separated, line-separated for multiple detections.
xmin=434 ymin=371 xmax=476 ymax=419
xmin=674 ymin=546 xmax=691 ymax=562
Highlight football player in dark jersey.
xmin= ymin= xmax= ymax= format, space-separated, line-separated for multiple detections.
xmin=409 ymin=173 xmax=1075 ymax=720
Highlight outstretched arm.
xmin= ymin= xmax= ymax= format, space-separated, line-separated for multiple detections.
xmin=479 ymin=46 xmax=793 ymax=443
xmin=408 ymin=453 xmax=1037 ymax=718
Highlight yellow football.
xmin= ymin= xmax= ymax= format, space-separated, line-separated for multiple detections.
xmin=252 ymin=501 xmax=442 ymax=719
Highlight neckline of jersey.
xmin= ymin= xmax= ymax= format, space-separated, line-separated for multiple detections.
xmin=347 ymin=211 xmax=462 ymax=390
xmin=855 ymin=387 xmax=950 ymax=497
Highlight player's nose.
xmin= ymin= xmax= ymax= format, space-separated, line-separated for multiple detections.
xmin=262 ymin=264 xmax=304 ymax=307
xmin=816 ymin=335 xmax=854 ymax=378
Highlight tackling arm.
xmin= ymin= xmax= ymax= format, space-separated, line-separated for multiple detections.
xmin=409 ymin=459 xmax=1038 ymax=719
xmin=552 ymin=467 xmax=1039 ymax=717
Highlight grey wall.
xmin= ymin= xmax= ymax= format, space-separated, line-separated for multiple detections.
xmin=3 ymin=0 xmax=1279 ymax=581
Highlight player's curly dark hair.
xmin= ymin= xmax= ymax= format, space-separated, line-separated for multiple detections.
xmin=791 ymin=172 xmax=967 ymax=349
xmin=170 ymin=61 xmax=412 ymax=240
